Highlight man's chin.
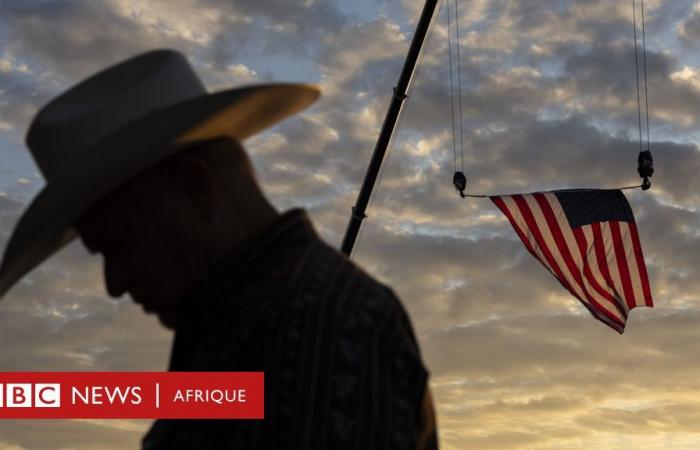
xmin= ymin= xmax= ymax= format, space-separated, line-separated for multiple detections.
xmin=140 ymin=304 xmax=177 ymax=330
xmin=132 ymin=297 xmax=177 ymax=330
xmin=155 ymin=311 xmax=178 ymax=330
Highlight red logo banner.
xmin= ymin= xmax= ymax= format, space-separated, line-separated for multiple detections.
xmin=0 ymin=372 xmax=264 ymax=419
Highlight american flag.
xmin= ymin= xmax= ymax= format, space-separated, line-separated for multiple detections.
xmin=491 ymin=189 xmax=653 ymax=333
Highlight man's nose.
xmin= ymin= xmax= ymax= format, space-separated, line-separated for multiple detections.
xmin=103 ymin=255 xmax=130 ymax=298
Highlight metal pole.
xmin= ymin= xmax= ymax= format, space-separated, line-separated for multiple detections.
xmin=341 ymin=0 xmax=440 ymax=256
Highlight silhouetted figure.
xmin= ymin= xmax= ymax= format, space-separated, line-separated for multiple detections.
xmin=0 ymin=50 xmax=437 ymax=449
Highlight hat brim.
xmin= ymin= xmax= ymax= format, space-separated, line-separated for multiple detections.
xmin=0 ymin=83 xmax=320 ymax=298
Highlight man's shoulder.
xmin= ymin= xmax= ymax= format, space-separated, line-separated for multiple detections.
xmin=285 ymin=237 xmax=402 ymax=317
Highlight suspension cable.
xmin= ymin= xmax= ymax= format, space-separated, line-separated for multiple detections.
xmin=447 ymin=0 xmax=457 ymax=172
xmin=633 ymin=0 xmax=644 ymax=153
xmin=640 ymin=0 xmax=651 ymax=151
xmin=455 ymin=0 xmax=465 ymax=171
xmin=450 ymin=0 xmax=653 ymax=198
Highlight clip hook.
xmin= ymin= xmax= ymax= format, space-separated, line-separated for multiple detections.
xmin=638 ymin=150 xmax=653 ymax=190
xmin=453 ymin=171 xmax=467 ymax=198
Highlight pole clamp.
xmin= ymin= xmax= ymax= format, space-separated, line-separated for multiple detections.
xmin=393 ymin=87 xmax=408 ymax=100
xmin=351 ymin=206 xmax=367 ymax=221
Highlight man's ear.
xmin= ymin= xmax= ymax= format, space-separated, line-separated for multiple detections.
xmin=167 ymin=155 xmax=216 ymax=222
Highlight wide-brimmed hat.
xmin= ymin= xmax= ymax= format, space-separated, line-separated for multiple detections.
xmin=0 ymin=49 xmax=320 ymax=298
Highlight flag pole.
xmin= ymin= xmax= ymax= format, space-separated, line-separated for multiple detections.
xmin=340 ymin=0 xmax=440 ymax=256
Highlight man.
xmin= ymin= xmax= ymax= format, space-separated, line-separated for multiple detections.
xmin=0 ymin=50 xmax=437 ymax=449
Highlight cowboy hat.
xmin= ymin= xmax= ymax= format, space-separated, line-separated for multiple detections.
xmin=0 ymin=49 xmax=320 ymax=298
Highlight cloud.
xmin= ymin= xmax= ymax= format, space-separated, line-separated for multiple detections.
xmin=678 ymin=7 xmax=700 ymax=42
xmin=0 ymin=419 xmax=148 ymax=450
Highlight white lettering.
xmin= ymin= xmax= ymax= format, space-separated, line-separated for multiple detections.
xmin=210 ymin=390 xmax=223 ymax=404
xmin=171 ymin=389 xmax=247 ymax=404
xmin=71 ymin=386 xmax=142 ymax=405
xmin=131 ymin=386 xmax=142 ymax=405
xmin=105 ymin=386 xmax=128 ymax=404
xmin=72 ymin=387 xmax=90 ymax=405
xmin=92 ymin=388 xmax=103 ymax=404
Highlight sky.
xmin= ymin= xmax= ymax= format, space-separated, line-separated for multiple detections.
xmin=1 ymin=0 xmax=700 ymax=448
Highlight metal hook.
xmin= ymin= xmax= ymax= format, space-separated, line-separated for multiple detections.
xmin=453 ymin=171 xmax=467 ymax=197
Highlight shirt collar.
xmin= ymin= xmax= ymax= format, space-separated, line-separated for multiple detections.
xmin=174 ymin=208 xmax=317 ymax=328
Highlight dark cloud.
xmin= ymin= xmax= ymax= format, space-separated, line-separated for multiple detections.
xmin=1 ymin=1 xmax=191 ymax=79
xmin=679 ymin=10 xmax=700 ymax=42
xmin=510 ymin=0 xmax=573 ymax=31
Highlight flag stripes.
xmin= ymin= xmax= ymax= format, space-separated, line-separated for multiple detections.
xmin=491 ymin=190 xmax=653 ymax=333
xmin=544 ymin=194 xmax=628 ymax=319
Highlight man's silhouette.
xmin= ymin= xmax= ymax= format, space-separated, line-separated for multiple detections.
xmin=0 ymin=50 xmax=437 ymax=449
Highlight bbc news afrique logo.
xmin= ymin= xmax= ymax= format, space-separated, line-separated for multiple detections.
xmin=0 ymin=383 xmax=61 ymax=407
xmin=0 ymin=372 xmax=264 ymax=419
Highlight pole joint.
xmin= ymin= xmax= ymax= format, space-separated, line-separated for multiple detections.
xmin=393 ymin=87 xmax=408 ymax=100
xmin=351 ymin=207 xmax=367 ymax=221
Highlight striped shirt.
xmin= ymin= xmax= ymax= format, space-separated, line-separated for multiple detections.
xmin=142 ymin=209 xmax=430 ymax=449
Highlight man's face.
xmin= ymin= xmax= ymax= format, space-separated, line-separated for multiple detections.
xmin=75 ymin=168 xmax=203 ymax=329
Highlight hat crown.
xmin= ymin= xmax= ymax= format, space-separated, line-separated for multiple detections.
xmin=26 ymin=49 xmax=206 ymax=181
